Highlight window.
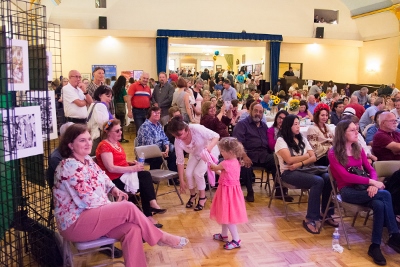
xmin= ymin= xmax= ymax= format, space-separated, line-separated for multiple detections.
xmin=95 ymin=0 xmax=106 ymax=8
xmin=314 ymin=9 xmax=338 ymax=24
xmin=200 ymin=60 xmax=213 ymax=70
xmin=169 ymin=59 xmax=175 ymax=71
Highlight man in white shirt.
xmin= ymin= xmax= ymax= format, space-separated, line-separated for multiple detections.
xmin=63 ymin=70 xmax=93 ymax=123
xmin=391 ymin=83 xmax=399 ymax=97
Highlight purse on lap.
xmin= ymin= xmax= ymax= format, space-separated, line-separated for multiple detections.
xmin=347 ymin=166 xmax=370 ymax=190
xmin=287 ymin=147 xmax=328 ymax=175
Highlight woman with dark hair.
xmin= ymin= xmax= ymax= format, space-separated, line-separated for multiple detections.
xmin=275 ymin=114 xmax=335 ymax=234
xmin=112 ymin=75 xmax=130 ymax=143
xmin=306 ymin=103 xmax=334 ymax=166
xmin=267 ymin=110 xmax=289 ymax=152
xmin=328 ymin=120 xmax=400 ymax=265
xmin=54 ymin=124 xmax=189 ymax=267
xmin=200 ymin=101 xmax=232 ymax=139
xmin=330 ymin=100 xmax=344 ymax=125
xmin=168 ymin=116 xmax=219 ymax=211
xmin=172 ymin=77 xmax=194 ymax=123
xmin=87 ymin=85 xmax=114 ymax=155
xmin=297 ymin=100 xmax=312 ymax=119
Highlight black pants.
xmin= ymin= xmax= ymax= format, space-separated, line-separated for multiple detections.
xmin=145 ymin=151 xmax=177 ymax=172
xmin=113 ymin=171 xmax=155 ymax=217
xmin=115 ymin=112 xmax=126 ymax=141
xmin=240 ymin=154 xmax=276 ymax=194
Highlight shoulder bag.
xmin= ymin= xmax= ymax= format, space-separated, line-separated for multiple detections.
xmin=288 ymin=147 xmax=328 ymax=175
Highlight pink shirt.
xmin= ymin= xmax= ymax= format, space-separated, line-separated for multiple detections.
xmin=327 ymin=148 xmax=377 ymax=190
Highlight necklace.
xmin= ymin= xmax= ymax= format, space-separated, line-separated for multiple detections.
xmin=106 ymin=139 xmax=122 ymax=152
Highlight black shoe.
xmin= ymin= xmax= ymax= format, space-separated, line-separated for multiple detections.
xmin=274 ymin=195 xmax=294 ymax=202
xmin=151 ymin=207 xmax=167 ymax=215
xmin=186 ymin=193 xmax=197 ymax=208
xmin=388 ymin=233 xmax=400 ymax=253
xmin=99 ymin=245 xmax=123 ymax=258
xmin=245 ymin=192 xmax=254 ymax=202
xmin=368 ymin=244 xmax=386 ymax=266
xmin=194 ymin=197 xmax=207 ymax=211
xmin=154 ymin=223 xmax=163 ymax=228
xmin=120 ymin=139 xmax=129 ymax=143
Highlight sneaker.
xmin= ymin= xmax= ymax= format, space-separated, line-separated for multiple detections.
xmin=368 ymin=243 xmax=386 ymax=266
xmin=224 ymin=240 xmax=241 ymax=250
xmin=213 ymin=233 xmax=228 ymax=242
xmin=388 ymin=233 xmax=400 ymax=253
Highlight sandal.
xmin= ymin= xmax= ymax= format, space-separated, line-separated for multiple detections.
xmin=194 ymin=197 xmax=207 ymax=211
xmin=213 ymin=233 xmax=228 ymax=242
xmin=157 ymin=237 xmax=189 ymax=249
xmin=186 ymin=193 xmax=197 ymax=208
xmin=302 ymin=220 xmax=320 ymax=235
xmin=324 ymin=216 xmax=339 ymax=227
xmin=224 ymin=240 xmax=241 ymax=250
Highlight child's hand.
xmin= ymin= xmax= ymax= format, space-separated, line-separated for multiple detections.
xmin=210 ymin=164 xmax=218 ymax=171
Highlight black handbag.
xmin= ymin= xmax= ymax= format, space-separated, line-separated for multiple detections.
xmin=347 ymin=166 xmax=370 ymax=190
xmin=288 ymin=147 xmax=328 ymax=175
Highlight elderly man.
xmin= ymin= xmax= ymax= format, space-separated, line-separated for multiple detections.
xmin=63 ymin=70 xmax=93 ymax=124
xmin=127 ymin=72 xmax=152 ymax=133
xmin=352 ymin=87 xmax=370 ymax=106
xmin=221 ymin=79 xmax=237 ymax=102
xmin=151 ymin=72 xmax=174 ymax=126
xmin=345 ymin=95 xmax=365 ymax=119
xmin=86 ymin=67 xmax=115 ymax=114
xmin=372 ymin=112 xmax=400 ymax=161
xmin=261 ymin=94 xmax=271 ymax=110
xmin=307 ymin=95 xmax=318 ymax=114
xmin=359 ymin=97 xmax=385 ymax=131
xmin=233 ymin=102 xmax=276 ymax=202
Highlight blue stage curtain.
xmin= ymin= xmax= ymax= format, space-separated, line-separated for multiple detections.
xmin=157 ymin=29 xmax=282 ymax=42
xmin=270 ymin=41 xmax=281 ymax=91
xmin=156 ymin=37 xmax=168 ymax=74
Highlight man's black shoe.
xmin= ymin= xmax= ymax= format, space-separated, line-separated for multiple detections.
xmin=368 ymin=243 xmax=386 ymax=266
xmin=388 ymin=233 xmax=400 ymax=253
xmin=99 ymin=245 xmax=123 ymax=258
xmin=245 ymin=192 xmax=254 ymax=202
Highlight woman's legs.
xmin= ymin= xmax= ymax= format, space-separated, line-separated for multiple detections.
xmin=137 ymin=171 xmax=157 ymax=217
xmin=185 ymin=156 xmax=207 ymax=190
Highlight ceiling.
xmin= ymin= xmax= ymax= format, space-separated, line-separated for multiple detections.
xmin=341 ymin=0 xmax=400 ymax=16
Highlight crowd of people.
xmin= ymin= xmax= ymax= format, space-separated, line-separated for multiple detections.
xmin=49 ymin=67 xmax=400 ymax=266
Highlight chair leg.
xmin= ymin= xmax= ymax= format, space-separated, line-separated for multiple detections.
xmin=280 ymin=185 xmax=289 ymax=221
xmin=154 ymin=182 xmax=160 ymax=199
xmin=171 ymin=179 xmax=184 ymax=205
xmin=363 ymin=210 xmax=371 ymax=226
xmin=351 ymin=212 xmax=359 ymax=227
xmin=319 ymin=193 xmax=333 ymax=232
xmin=268 ymin=175 xmax=278 ymax=208
xmin=336 ymin=201 xmax=351 ymax=250
xmin=259 ymin=170 xmax=264 ymax=188
xmin=265 ymin=172 xmax=272 ymax=196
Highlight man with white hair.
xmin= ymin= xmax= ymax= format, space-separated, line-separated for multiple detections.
xmin=352 ymin=87 xmax=370 ymax=106
xmin=307 ymin=95 xmax=318 ymax=114
xmin=372 ymin=112 xmax=400 ymax=161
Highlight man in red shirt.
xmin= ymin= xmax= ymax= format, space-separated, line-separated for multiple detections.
xmin=345 ymin=95 xmax=365 ymax=119
xmin=169 ymin=71 xmax=178 ymax=83
xmin=127 ymin=72 xmax=151 ymax=133
xmin=372 ymin=112 xmax=400 ymax=161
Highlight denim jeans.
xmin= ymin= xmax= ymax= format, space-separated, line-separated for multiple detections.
xmin=281 ymin=170 xmax=333 ymax=221
xmin=132 ymin=108 xmax=148 ymax=134
xmin=340 ymin=187 xmax=399 ymax=245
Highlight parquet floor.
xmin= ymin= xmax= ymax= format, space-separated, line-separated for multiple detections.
xmin=73 ymin=128 xmax=400 ymax=267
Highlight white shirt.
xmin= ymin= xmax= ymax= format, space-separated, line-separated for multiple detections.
xmin=391 ymin=88 xmax=399 ymax=97
xmin=63 ymin=82 xmax=88 ymax=119
xmin=391 ymin=108 xmax=400 ymax=123
xmin=275 ymin=137 xmax=313 ymax=173
xmin=87 ymin=102 xmax=110 ymax=140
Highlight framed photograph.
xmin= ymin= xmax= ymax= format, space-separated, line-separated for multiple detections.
xmin=216 ymin=65 xmax=222 ymax=71
xmin=2 ymin=106 xmax=43 ymax=161
xmin=246 ymin=65 xmax=253 ymax=74
xmin=26 ymin=90 xmax=57 ymax=140
xmin=46 ymin=51 xmax=53 ymax=81
xmin=81 ymin=73 xmax=91 ymax=80
xmin=133 ymin=70 xmax=143 ymax=81
xmin=121 ymin=71 xmax=134 ymax=80
xmin=7 ymin=39 xmax=29 ymax=91
xmin=242 ymin=54 xmax=246 ymax=65
xmin=254 ymin=64 xmax=262 ymax=76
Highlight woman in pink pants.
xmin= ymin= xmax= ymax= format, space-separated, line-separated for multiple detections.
xmin=53 ymin=124 xmax=188 ymax=267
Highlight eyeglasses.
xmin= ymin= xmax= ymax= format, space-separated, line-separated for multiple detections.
xmin=70 ymin=75 xmax=82 ymax=79
xmin=112 ymin=128 xmax=123 ymax=133
xmin=384 ymin=119 xmax=397 ymax=123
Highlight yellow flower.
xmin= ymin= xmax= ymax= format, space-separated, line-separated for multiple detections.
xmin=289 ymin=99 xmax=300 ymax=111
xmin=274 ymin=97 xmax=280 ymax=105
xmin=320 ymin=92 xmax=326 ymax=98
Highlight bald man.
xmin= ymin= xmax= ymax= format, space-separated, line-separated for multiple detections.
xmin=372 ymin=112 xmax=400 ymax=161
xmin=127 ymin=72 xmax=152 ymax=133
xmin=345 ymin=95 xmax=365 ymax=119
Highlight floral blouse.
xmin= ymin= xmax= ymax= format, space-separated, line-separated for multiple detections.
xmin=53 ymin=156 xmax=115 ymax=231
xmin=306 ymin=124 xmax=334 ymax=160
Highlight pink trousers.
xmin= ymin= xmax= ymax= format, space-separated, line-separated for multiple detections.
xmin=60 ymin=201 xmax=163 ymax=267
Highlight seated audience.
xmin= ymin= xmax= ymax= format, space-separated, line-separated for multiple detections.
xmin=297 ymin=100 xmax=313 ymax=119
xmin=352 ymin=87 xmax=370 ymax=106
xmin=328 ymin=120 xmax=400 ymax=266
xmin=359 ymin=97 xmax=385 ymax=132
xmin=330 ymin=100 xmax=344 ymax=125
xmin=364 ymin=110 xmax=387 ymax=146
xmin=342 ymin=96 xmax=349 ymax=105
xmin=261 ymin=94 xmax=271 ymax=110
xmin=306 ymin=103 xmax=334 ymax=166
xmin=275 ymin=115 xmax=336 ymax=234
xmin=372 ymin=112 xmax=400 ymax=160
xmin=307 ymin=95 xmax=318 ymax=115
xmin=345 ymin=95 xmax=365 ymax=119
xmin=321 ymin=89 xmax=333 ymax=106
xmin=238 ymin=98 xmax=267 ymax=124
xmin=391 ymin=98 xmax=400 ymax=124
xmin=200 ymin=101 xmax=231 ymax=139
xmin=54 ymin=124 xmax=188 ymax=267
xmin=267 ymin=110 xmax=289 ymax=152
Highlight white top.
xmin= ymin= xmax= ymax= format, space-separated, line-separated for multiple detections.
xmin=62 ymin=82 xmax=88 ymax=119
xmin=275 ymin=137 xmax=313 ymax=173
xmin=391 ymin=108 xmax=400 ymax=122
xmin=174 ymin=124 xmax=219 ymax=165
xmin=87 ymin=102 xmax=110 ymax=140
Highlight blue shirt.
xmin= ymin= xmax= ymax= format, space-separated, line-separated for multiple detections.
xmin=221 ymin=87 xmax=237 ymax=102
xmin=237 ymin=75 xmax=245 ymax=84
xmin=261 ymin=100 xmax=273 ymax=110
xmin=308 ymin=102 xmax=318 ymax=114
xmin=214 ymin=84 xmax=223 ymax=90
xmin=136 ymin=119 xmax=169 ymax=151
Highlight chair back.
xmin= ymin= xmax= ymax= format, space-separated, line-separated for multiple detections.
xmin=373 ymin=160 xmax=400 ymax=181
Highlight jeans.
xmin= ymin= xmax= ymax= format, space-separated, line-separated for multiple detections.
xmin=132 ymin=108 xmax=148 ymax=134
xmin=340 ymin=187 xmax=399 ymax=245
xmin=281 ymin=170 xmax=333 ymax=221
xmin=240 ymin=154 xmax=276 ymax=194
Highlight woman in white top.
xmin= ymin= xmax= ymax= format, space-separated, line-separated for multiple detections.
xmin=191 ymin=78 xmax=204 ymax=123
xmin=87 ymin=85 xmax=113 ymax=156
xmin=275 ymin=114 xmax=336 ymax=234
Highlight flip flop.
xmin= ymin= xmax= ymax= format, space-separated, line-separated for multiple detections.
xmin=303 ymin=220 xmax=320 ymax=234
xmin=324 ymin=216 xmax=339 ymax=227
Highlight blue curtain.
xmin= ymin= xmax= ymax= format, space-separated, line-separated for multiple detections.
xmin=156 ymin=37 xmax=168 ymax=74
xmin=157 ymin=29 xmax=282 ymax=42
xmin=270 ymin=42 xmax=281 ymax=91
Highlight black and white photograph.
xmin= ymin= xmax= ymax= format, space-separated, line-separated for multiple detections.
xmin=26 ymin=91 xmax=57 ymax=140
xmin=46 ymin=51 xmax=53 ymax=81
xmin=2 ymin=106 xmax=43 ymax=161
xmin=7 ymin=39 xmax=29 ymax=91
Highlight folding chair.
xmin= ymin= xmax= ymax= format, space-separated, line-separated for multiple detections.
xmin=268 ymin=153 xmax=308 ymax=221
xmin=320 ymin=166 xmax=372 ymax=249
xmin=252 ymin=166 xmax=272 ymax=195
xmin=373 ymin=160 xmax=400 ymax=181
xmin=134 ymin=144 xmax=184 ymax=205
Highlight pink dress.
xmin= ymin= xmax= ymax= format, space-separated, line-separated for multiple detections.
xmin=209 ymin=159 xmax=248 ymax=224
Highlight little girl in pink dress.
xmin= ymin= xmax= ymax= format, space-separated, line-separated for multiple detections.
xmin=209 ymin=137 xmax=248 ymax=250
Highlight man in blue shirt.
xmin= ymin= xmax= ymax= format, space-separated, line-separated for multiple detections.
xmin=236 ymin=71 xmax=245 ymax=95
xmin=261 ymin=94 xmax=272 ymax=110
xmin=307 ymin=95 xmax=318 ymax=114
xmin=221 ymin=79 xmax=237 ymax=102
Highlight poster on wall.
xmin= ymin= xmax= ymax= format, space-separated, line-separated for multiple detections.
xmin=26 ymin=90 xmax=57 ymax=140
xmin=133 ymin=70 xmax=143 ymax=81
xmin=254 ymin=64 xmax=261 ymax=76
xmin=92 ymin=65 xmax=117 ymax=79
xmin=121 ymin=71 xmax=134 ymax=80
xmin=7 ymin=39 xmax=29 ymax=91
xmin=46 ymin=51 xmax=53 ymax=81
xmin=2 ymin=106 xmax=43 ymax=161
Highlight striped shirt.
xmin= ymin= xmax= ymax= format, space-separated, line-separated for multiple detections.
xmin=128 ymin=81 xmax=151 ymax=109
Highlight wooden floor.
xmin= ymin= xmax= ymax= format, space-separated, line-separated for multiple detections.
xmin=73 ymin=128 xmax=400 ymax=267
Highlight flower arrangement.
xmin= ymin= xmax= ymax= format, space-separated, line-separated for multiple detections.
xmin=289 ymin=99 xmax=300 ymax=111
xmin=270 ymin=95 xmax=281 ymax=106
xmin=314 ymin=103 xmax=330 ymax=114
xmin=319 ymin=92 xmax=326 ymax=98
xmin=237 ymin=92 xmax=242 ymax=100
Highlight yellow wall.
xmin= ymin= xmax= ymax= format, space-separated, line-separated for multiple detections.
xmin=358 ymin=36 xmax=399 ymax=84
